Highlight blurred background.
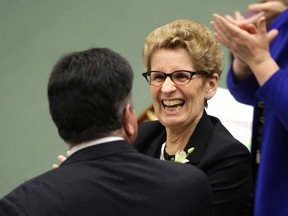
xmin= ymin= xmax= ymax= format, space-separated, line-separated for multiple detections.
xmin=0 ymin=0 xmax=254 ymax=197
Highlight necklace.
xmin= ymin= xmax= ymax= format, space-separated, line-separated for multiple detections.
xmin=160 ymin=142 xmax=166 ymax=160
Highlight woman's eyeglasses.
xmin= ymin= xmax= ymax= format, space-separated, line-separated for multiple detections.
xmin=142 ymin=70 xmax=210 ymax=86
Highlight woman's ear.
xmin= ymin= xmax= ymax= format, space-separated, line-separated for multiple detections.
xmin=206 ymin=73 xmax=219 ymax=100
xmin=122 ymin=104 xmax=138 ymax=144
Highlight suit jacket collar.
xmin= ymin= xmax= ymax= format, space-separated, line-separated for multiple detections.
xmin=61 ymin=140 xmax=137 ymax=166
xmin=68 ymin=137 xmax=124 ymax=156
xmin=185 ymin=111 xmax=213 ymax=164
xmin=143 ymin=111 xmax=213 ymax=165
xmin=144 ymin=124 xmax=166 ymax=158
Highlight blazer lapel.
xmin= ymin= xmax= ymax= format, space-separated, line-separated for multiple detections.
xmin=145 ymin=130 xmax=166 ymax=159
xmin=135 ymin=120 xmax=166 ymax=159
xmin=185 ymin=111 xmax=214 ymax=165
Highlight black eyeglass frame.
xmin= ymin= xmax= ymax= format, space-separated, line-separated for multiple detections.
xmin=142 ymin=70 xmax=211 ymax=86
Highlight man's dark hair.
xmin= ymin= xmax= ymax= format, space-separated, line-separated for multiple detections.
xmin=48 ymin=48 xmax=133 ymax=144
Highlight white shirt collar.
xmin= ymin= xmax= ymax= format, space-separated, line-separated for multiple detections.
xmin=67 ymin=136 xmax=124 ymax=157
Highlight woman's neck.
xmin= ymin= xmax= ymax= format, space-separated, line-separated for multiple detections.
xmin=165 ymin=121 xmax=198 ymax=155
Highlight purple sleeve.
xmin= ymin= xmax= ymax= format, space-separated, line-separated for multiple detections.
xmin=226 ymin=65 xmax=259 ymax=106
xmin=257 ymin=69 xmax=288 ymax=129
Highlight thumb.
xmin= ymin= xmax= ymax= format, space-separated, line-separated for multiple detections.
xmin=248 ymin=3 xmax=267 ymax=13
xmin=267 ymin=29 xmax=279 ymax=44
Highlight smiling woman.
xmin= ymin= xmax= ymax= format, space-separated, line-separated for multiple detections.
xmin=134 ymin=19 xmax=252 ymax=216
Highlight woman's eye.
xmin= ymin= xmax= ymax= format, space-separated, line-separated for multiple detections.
xmin=152 ymin=74 xmax=164 ymax=81
xmin=174 ymin=73 xmax=189 ymax=80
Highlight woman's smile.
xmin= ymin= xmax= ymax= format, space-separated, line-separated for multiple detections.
xmin=162 ymin=99 xmax=185 ymax=111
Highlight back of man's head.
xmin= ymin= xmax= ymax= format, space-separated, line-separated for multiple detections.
xmin=48 ymin=48 xmax=133 ymax=144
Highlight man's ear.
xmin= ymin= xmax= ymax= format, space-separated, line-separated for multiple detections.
xmin=122 ymin=104 xmax=138 ymax=144
xmin=206 ymin=73 xmax=219 ymax=100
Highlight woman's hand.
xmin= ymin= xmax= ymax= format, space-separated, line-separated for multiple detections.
xmin=248 ymin=1 xmax=287 ymax=26
xmin=224 ymin=1 xmax=286 ymax=27
xmin=52 ymin=154 xmax=67 ymax=169
xmin=211 ymin=14 xmax=279 ymax=85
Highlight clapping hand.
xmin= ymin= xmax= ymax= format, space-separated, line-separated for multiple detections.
xmin=248 ymin=1 xmax=287 ymax=26
xmin=211 ymin=12 xmax=279 ymax=85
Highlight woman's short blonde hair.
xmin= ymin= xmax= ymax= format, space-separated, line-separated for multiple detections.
xmin=142 ymin=19 xmax=223 ymax=76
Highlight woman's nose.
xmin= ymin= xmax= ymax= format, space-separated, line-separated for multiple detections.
xmin=160 ymin=77 xmax=176 ymax=93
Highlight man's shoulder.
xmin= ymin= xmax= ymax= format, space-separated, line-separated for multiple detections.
xmin=0 ymin=170 xmax=57 ymax=215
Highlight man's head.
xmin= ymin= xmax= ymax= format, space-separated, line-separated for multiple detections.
xmin=48 ymin=48 xmax=137 ymax=145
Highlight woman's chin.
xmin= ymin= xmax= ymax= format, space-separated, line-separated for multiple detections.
xmin=159 ymin=116 xmax=184 ymax=128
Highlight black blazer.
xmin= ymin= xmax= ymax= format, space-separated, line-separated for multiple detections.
xmin=134 ymin=111 xmax=252 ymax=216
xmin=0 ymin=140 xmax=213 ymax=216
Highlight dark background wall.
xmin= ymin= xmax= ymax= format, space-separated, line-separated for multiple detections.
xmin=0 ymin=0 xmax=254 ymax=197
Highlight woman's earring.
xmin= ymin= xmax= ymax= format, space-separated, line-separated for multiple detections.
xmin=205 ymin=95 xmax=212 ymax=100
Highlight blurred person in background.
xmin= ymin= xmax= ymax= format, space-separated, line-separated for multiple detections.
xmin=211 ymin=1 xmax=288 ymax=215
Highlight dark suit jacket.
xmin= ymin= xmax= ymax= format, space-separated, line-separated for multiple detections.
xmin=0 ymin=140 xmax=213 ymax=216
xmin=134 ymin=111 xmax=252 ymax=216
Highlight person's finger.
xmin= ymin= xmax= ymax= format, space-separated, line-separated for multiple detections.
xmin=211 ymin=15 xmax=235 ymax=50
xmin=237 ymin=23 xmax=257 ymax=34
xmin=212 ymin=15 xmax=230 ymax=39
xmin=235 ymin=11 xmax=245 ymax=21
xmin=225 ymin=15 xmax=238 ymax=25
xmin=248 ymin=3 xmax=266 ymax=13
xmin=210 ymin=19 xmax=225 ymax=42
xmin=257 ymin=16 xmax=268 ymax=35
xmin=213 ymin=14 xmax=240 ymax=37
xmin=245 ymin=12 xmax=264 ymax=25
xmin=52 ymin=164 xmax=59 ymax=169
xmin=58 ymin=155 xmax=67 ymax=163
xmin=267 ymin=29 xmax=279 ymax=44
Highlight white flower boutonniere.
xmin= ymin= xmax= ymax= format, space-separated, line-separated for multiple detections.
xmin=172 ymin=147 xmax=195 ymax=163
